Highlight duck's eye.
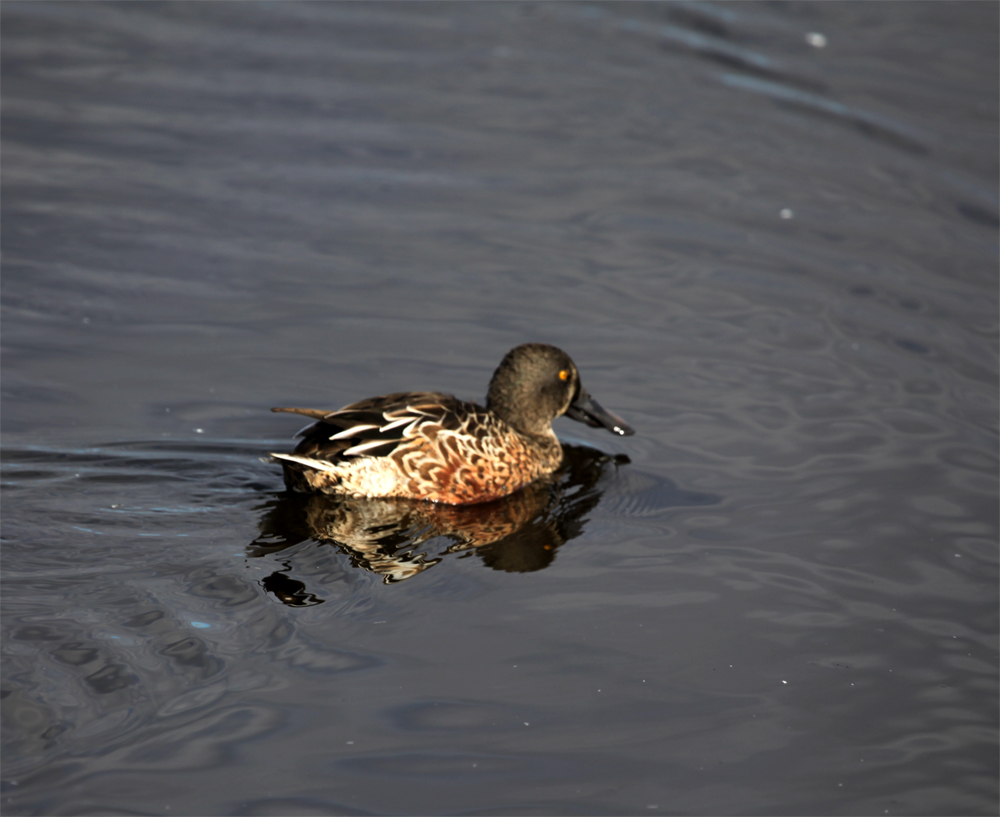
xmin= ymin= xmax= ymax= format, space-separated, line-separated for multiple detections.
xmin=558 ymin=370 xmax=569 ymax=381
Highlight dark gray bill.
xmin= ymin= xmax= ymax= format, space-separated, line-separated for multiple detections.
xmin=564 ymin=389 xmax=635 ymax=436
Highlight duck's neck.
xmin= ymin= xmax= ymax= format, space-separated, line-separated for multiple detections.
xmin=533 ymin=430 xmax=564 ymax=469
xmin=486 ymin=394 xmax=550 ymax=439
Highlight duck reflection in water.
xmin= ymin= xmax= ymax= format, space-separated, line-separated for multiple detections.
xmin=248 ymin=444 xmax=629 ymax=601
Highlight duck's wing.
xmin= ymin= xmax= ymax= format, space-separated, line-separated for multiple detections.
xmin=272 ymin=392 xmax=467 ymax=463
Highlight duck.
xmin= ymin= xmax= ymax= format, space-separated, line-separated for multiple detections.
xmin=270 ymin=343 xmax=634 ymax=504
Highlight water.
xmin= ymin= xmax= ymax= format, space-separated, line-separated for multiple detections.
xmin=2 ymin=2 xmax=997 ymax=815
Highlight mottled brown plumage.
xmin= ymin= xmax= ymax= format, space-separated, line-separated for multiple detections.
xmin=270 ymin=344 xmax=633 ymax=504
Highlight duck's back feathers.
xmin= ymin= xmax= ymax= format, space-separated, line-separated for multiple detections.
xmin=273 ymin=392 xmax=457 ymax=461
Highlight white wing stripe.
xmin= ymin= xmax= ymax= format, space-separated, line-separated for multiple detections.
xmin=403 ymin=405 xmax=440 ymax=418
xmin=343 ymin=438 xmax=398 ymax=457
xmin=329 ymin=424 xmax=380 ymax=440
xmin=270 ymin=453 xmax=338 ymax=472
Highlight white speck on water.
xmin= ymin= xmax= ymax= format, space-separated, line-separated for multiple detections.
xmin=782 ymin=680 xmax=787 ymax=684
xmin=346 ymin=741 xmax=354 ymax=745
xmin=194 ymin=428 xmax=204 ymax=434
xmin=806 ymin=32 xmax=827 ymax=48
xmin=780 ymin=208 xmax=794 ymax=219
xmin=523 ymin=722 xmax=530 ymax=726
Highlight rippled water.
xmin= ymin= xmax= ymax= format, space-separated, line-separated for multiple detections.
xmin=3 ymin=3 xmax=997 ymax=815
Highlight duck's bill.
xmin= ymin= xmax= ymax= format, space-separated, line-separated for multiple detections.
xmin=565 ymin=390 xmax=635 ymax=437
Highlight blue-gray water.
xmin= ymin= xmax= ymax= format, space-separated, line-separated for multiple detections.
xmin=2 ymin=3 xmax=997 ymax=815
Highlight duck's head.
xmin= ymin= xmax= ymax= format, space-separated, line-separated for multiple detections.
xmin=485 ymin=344 xmax=635 ymax=439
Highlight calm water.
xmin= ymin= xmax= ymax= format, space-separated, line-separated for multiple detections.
xmin=2 ymin=3 xmax=997 ymax=815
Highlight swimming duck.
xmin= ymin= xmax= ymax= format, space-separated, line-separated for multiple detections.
xmin=270 ymin=343 xmax=634 ymax=504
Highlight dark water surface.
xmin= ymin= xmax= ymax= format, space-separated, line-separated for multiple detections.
xmin=2 ymin=3 xmax=997 ymax=815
